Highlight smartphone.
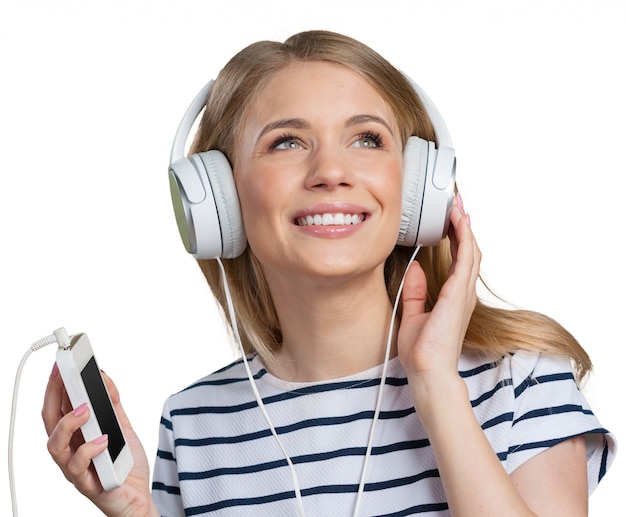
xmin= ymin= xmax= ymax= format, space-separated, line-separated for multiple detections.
xmin=55 ymin=332 xmax=133 ymax=490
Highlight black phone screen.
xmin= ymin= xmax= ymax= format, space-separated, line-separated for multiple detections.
xmin=80 ymin=357 xmax=125 ymax=462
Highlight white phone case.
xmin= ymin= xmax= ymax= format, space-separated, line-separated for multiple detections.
xmin=55 ymin=333 xmax=133 ymax=490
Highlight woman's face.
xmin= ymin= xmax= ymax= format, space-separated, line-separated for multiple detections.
xmin=234 ymin=61 xmax=404 ymax=284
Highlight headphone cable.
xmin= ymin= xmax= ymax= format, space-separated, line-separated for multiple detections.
xmin=9 ymin=331 xmax=65 ymax=517
xmin=216 ymin=245 xmax=420 ymax=517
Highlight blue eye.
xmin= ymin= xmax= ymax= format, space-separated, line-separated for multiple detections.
xmin=353 ymin=132 xmax=383 ymax=148
xmin=271 ymin=134 xmax=303 ymax=150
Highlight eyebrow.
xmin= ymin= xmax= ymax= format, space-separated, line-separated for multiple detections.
xmin=256 ymin=118 xmax=310 ymax=144
xmin=346 ymin=114 xmax=394 ymax=134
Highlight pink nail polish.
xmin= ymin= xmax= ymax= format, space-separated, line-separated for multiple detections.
xmin=50 ymin=362 xmax=59 ymax=378
xmin=466 ymin=213 xmax=471 ymax=227
xmin=94 ymin=434 xmax=108 ymax=445
xmin=72 ymin=402 xmax=88 ymax=417
xmin=457 ymin=193 xmax=464 ymax=212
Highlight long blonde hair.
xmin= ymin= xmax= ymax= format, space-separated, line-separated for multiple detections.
xmin=190 ymin=30 xmax=591 ymax=381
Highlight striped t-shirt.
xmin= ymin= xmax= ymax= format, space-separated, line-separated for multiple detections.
xmin=152 ymin=351 xmax=615 ymax=516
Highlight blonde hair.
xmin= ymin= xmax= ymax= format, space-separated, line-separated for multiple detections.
xmin=190 ymin=30 xmax=591 ymax=381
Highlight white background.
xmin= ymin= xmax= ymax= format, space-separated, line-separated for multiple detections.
xmin=1 ymin=1 xmax=623 ymax=515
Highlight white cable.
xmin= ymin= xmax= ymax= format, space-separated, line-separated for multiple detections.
xmin=217 ymin=247 xmax=420 ymax=517
xmin=9 ymin=331 xmax=62 ymax=517
xmin=352 ymin=245 xmax=420 ymax=516
xmin=215 ymin=258 xmax=307 ymax=517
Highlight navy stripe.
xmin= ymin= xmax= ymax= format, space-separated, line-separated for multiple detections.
xmin=513 ymin=404 xmax=584 ymax=425
xmin=295 ymin=439 xmax=430 ymax=467
xmin=513 ymin=374 xmax=538 ymax=398
xmin=174 ymin=407 xmax=415 ymax=447
xmin=459 ymin=359 xmax=500 ymax=378
xmin=499 ymin=428 xmax=609 ymax=463
xmin=599 ymin=439 xmax=609 ymax=482
xmin=185 ymin=367 xmax=267 ymax=391
xmin=177 ymin=377 xmax=409 ymax=415
xmin=509 ymin=436 xmax=565 ymax=454
xmin=508 ymin=429 xmax=607 ymax=456
xmin=176 ymin=427 xmax=272 ymax=447
xmin=514 ymin=371 xmax=575 ymax=398
xmin=376 ymin=502 xmax=449 ymax=516
xmin=363 ymin=468 xmax=440 ymax=492
xmin=482 ymin=411 xmax=514 ymax=431
xmin=185 ymin=489 xmax=296 ymax=515
xmin=171 ymin=400 xmax=259 ymax=416
xmin=152 ymin=481 xmax=181 ymax=495
xmin=471 ymin=378 xmax=512 ymax=407
xmin=180 ymin=458 xmax=289 ymax=480
xmin=536 ymin=372 xmax=575 ymax=384
xmin=179 ymin=439 xmax=431 ymax=481
xmin=184 ymin=470 xmax=441 ymax=515
xmin=300 ymin=469 xmax=433 ymax=497
xmin=156 ymin=449 xmax=175 ymax=461
xmin=174 ymin=408 xmax=416 ymax=447
xmin=160 ymin=416 xmax=172 ymax=430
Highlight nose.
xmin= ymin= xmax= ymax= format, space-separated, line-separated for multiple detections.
xmin=304 ymin=145 xmax=354 ymax=190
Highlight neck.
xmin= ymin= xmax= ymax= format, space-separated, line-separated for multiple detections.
xmin=265 ymin=267 xmax=398 ymax=382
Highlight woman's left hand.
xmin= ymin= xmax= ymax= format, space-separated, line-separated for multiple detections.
xmin=397 ymin=194 xmax=481 ymax=382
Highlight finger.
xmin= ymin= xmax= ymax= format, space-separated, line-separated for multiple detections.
xmin=401 ymin=261 xmax=428 ymax=320
xmin=66 ymin=435 xmax=109 ymax=492
xmin=447 ymin=200 xmax=480 ymax=284
xmin=447 ymin=196 xmax=462 ymax=261
xmin=42 ymin=362 xmax=67 ymax=436
xmin=61 ymin=388 xmax=73 ymax=417
xmin=438 ymin=203 xmax=481 ymax=336
xmin=46 ymin=402 xmax=90 ymax=473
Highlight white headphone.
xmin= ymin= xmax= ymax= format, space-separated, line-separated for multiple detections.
xmin=168 ymin=75 xmax=456 ymax=259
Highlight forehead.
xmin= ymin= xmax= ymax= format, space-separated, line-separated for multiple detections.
xmin=245 ymin=61 xmax=396 ymax=128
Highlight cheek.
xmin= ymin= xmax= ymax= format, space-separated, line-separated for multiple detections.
xmin=377 ymin=159 xmax=404 ymax=218
xmin=234 ymin=176 xmax=263 ymax=239
xmin=234 ymin=166 xmax=291 ymax=242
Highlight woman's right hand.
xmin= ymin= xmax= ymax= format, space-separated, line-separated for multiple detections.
xmin=42 ymin=363 xmax=159 ymax=517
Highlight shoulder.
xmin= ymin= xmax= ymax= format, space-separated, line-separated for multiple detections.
xmin=459 ymin=350 xmax=576 ymax=391
xmin=161 ymin=355 xmax=262 ymax=416
xmin=460 ymin=351 xmax=616 ymax=489
xmin=458 ymin=350 xmax=589 ymax=421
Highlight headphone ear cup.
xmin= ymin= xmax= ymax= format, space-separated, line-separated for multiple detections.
xmin=398 ymin=136 xmax=455 ymax=247
xmin=195 ymin=151 xmax=247 ymax=259
xmin=397 ymin=136 xmax=429 ymax=247
xmin=168 ymin=150 xmax=247 ymax=259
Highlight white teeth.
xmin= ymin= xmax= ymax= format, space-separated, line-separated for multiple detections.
xmin=296 ymin=213 xmax=364 ymax=226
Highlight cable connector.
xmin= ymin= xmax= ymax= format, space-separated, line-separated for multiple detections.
xmin=53 ymin=327 xmax=71 ymax=350
xmin=29 ymin=333 xmax=57 ymax=351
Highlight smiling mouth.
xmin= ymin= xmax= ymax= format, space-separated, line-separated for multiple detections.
xmin=295 ymin=213 xmax=365 ymax=226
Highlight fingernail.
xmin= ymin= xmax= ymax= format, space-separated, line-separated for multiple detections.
xmin=94 ymin=434 xmax=108 ymax=445
xmin=72 ymin=402 xmax=88 ymax=417
xmin=50 ymin=362 xmax=59 ymax=378
xmin=456 ymin=193 xmax=464 ymax=212
xmin=466 ymin=213 xmax=471 ymax=227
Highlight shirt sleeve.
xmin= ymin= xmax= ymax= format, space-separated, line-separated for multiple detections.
xmin=152 ymin=397 xmax=185 ymax=517
xmin=506 ymin=352 xmax=616 ymax=493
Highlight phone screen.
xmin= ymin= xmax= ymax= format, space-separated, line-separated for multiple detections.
xmin=80 ymin=357 xmax=125 ymax=461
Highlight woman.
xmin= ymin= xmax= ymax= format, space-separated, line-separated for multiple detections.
xmin=43 ymin=30 xmax=615 ymax=516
